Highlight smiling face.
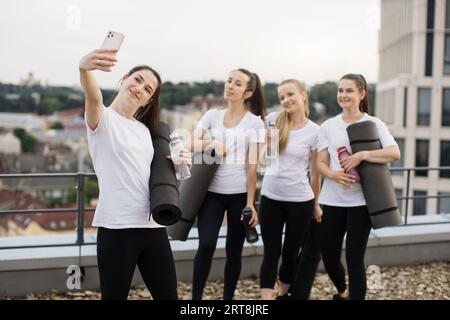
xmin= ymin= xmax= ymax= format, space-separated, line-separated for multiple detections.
xmin=277 ymin=82 xmax=307 ymax=115
xmin=120 ymin=69 xmax=159 ymax=108
xmin=224 ymin=70 xmax=252 ymax=103
xmin=337 ymin=79 xmax=366 ymax=111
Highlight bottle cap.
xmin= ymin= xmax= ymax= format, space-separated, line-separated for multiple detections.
xmin=337 ymin=146 xmax=347 ymax=153
xmin=170 ymin=132 xmax=182 ymax=140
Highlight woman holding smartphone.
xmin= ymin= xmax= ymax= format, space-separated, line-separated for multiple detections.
xmin=79 ymin=48 xmax=190 ymax=300
xmin=258 ymin=79 xmax=322 ymax=300
xmin=316 ymin=74 xmax=400 ymax=300
xmin=189 ymin=68 xmax=266 ymax=300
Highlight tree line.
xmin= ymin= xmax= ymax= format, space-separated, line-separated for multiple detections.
xmin=0 ymin=81 xmax=375 ymax=120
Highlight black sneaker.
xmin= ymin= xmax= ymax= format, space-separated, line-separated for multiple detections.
xmin=332 ymin=293 xmax=349 ymax=300
xmin=276 ymin=293 xmax=292 ymax=300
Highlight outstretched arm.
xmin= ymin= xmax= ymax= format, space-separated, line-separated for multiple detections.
xmin=79 ymin=49 xmax=117 ymax=130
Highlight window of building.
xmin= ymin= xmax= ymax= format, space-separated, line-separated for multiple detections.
xmin=415 ymin=139 xmax=429 ymax=177
xmin=413 ymin=191 xmax=427 ymax=215
xmin=444 ymin=35 xmax=450 ymax=74
xmin=417 ymin=88 xmax=431 ymax=126
xmin=440 ymin=141 xmax=450 ymax=178
xmin=425 ymin=0 xmax=435 ymax=76
xmin=446 ymin=0 xmax=450 ymax=28
xmin=442 ymin=89 xmax=450 ymax=126
xmin=438 ymin=192 xmax=450 ymax=214
xmin=445 ymin=0 xmax=450 ymax=74
xmin=403 ymin=87 xmax=408 ymax=127
xmin=391 ymin=138 xmax=405 ymax=176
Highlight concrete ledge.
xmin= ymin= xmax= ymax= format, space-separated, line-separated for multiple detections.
xmin=0 ymin=216 xmax=449 ymax=297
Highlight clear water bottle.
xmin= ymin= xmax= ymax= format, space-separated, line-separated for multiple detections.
xmin=266 ymin=122 xmax=279 ymax=160
xmin=337 ymin=146 xmax=360 ymax=183
xmin=169 ymin=134 xmax=191 ymax=181
xmin=242 ymin=207 xmax=259 ymax=243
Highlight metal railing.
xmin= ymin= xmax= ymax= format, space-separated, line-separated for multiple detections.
xmin=0 ymin=173 xmax=96 ymax=250
xmin=0 ymin=167 xmax=449 ymax=250
xmin=390 ymin=167 xmax=450 ymax=225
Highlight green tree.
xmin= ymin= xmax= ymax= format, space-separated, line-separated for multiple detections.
xmin=263 ymin=83 xmax=279 ymax=108
xmin=39 ymin=96 xmax=62 ymax=115
xmin=12 ymin=128 xmax=37 ymax=152
xmin=368 ymin=84 xmax=376 ymax=115
xmin=49 ymin=121 xmax=64 ymax=129
xmin=310 ymin=82 xmax=340 ymax=116
xmin=68 ymin=178 xmax=99 ymax=205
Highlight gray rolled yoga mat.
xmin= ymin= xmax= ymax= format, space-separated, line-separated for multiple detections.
xmin=149 ymin=121 xmax=181 ymax=226
xmin=346 ymin=120 xmax=403 ymax=229
xmin=167 ymin=148 xmax=219 ymax=240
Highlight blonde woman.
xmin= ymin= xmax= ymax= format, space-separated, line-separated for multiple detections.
xmin=259 ymin=80 xmax=322 ymax=300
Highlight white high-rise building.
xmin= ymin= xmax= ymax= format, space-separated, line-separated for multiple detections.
xmin=377 ymin=0 xmax=450 ymax=216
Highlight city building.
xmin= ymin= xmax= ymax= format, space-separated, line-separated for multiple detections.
xmin=377 ymin=0 xmax=450 ymax=216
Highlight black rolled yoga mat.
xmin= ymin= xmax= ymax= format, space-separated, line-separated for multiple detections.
xmin=346 ymin=120 xmax=403 ymax=229
xmin=149 ymin=121 xmax=181 ymax=226
xmin=167 ymin=148 xmax=220 ymax=240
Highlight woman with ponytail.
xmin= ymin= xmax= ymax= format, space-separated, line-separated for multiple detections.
xmin=189 ymin=68 xmax=266 ymax=300
xmin=316 ymin=74 xmax=400 ymax=300
xmin=258 ymin=79 xmax=322 ymax=299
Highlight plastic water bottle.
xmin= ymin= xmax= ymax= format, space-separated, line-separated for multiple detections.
xmin=242 ymin=207 xmax=259 ymax=243
xmin=266 ymin=122 xmax=279 ymax=160
xmin=337 ymin=146 xmax=360 ymax=183
xmin=169 ymin=134 xmax=191 ymax=181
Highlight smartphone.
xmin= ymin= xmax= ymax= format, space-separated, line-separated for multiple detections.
xmin=100 ymin=30 xmax=124 ymax=53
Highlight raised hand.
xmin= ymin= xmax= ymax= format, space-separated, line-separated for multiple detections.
xmin=79 ymin=49 xmax=118 ymax=72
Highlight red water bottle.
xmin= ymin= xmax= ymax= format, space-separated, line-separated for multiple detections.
xmin=337 ymin=146 xmax=361 ymax=183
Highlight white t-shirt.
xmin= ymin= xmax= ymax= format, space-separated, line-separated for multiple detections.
xmin=86 ymin=106 xmax=162 ymax=228
xmin=196 ymin=108 xmax=265 ymax=194
xmin=261 ymin=112 xmax=320 ymax=202
xmin=316 ymin=113 xmax=398 ymax=207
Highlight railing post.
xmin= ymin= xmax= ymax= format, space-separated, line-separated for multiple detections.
xmin=76 ymin=173 xmax=85 ymax=246
xmin=404 ymin=169 xmax=411 ymax=225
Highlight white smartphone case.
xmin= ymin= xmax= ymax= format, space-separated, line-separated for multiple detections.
xmin=101 ymin=31 xmax=124 ymax=51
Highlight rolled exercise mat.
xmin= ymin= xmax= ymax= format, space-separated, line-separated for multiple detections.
xmin=167 ymin=148 xmax=219 ymax=240
xmin=346 ymin=120 xmax=403 ymax=229
xmin=149 ymin=121 xmax=181 ymax=226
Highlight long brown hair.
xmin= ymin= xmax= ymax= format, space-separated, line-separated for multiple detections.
xmin=276 ymin=79 xmax=310 ymax=154
xmin=236 ymin=68 xmax=266 ymax=120
xmin=120 ymin=65 xmax=162 ymax=131
xmin=340 ymin=73 xmax=371 ymax=114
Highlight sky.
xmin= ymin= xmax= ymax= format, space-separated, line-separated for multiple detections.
xmin=0 ymin=0 xmax=381 ymax=89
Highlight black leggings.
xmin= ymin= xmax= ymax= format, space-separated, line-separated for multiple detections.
xmin=290 ymin=219 xmax=322 ymax=299
xmin=97 ymin=227 xmax=178 ymax=300
xmin=259 ymin=196 xmax=314 ymax=289
xmin=321 ymin=205 xmax=372 ymax=300
xmin=192 ymin=192 xmax=247 ymax=300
